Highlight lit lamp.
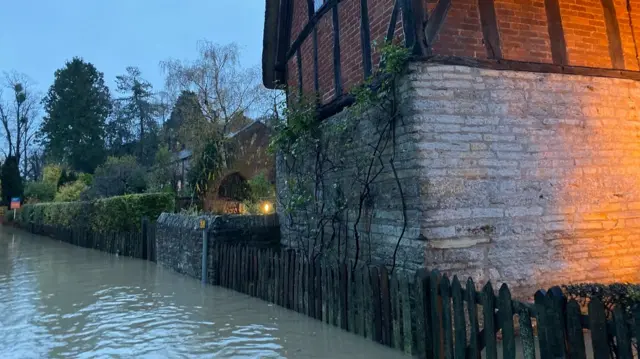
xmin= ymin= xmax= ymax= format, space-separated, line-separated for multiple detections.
xmin=261 ymin=201 xmax=273 ymax=214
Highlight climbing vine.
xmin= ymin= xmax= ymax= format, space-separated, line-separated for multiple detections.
xmin=270 ymin=43 xmax=410 ymax=272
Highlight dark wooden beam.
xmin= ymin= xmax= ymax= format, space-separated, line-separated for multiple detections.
xmin=360 ymin=0 xmax=373 ymax=78
xmin=317 ymin=94 xmax=355 ymax=120
xmin=419 ymin=54 xmax=640 ymax=81
xmin=276 ymin=0 xmax=295 ymax=72
xmin=424 ymin=0 xmax=452 ymax=48
xmin=477 ymin=0 xmax=502 ymax=59
xmin=410 ymin=0 xmax=428 ymax=55
xmin=296 ymin=49 xmax=303 ymax=98
xmin=284 ymin=0 xmax=342 ymax=62
xmin=601 ymin=0 xmax=625 ymax=69
xmin=402 ymin=0 xmax=416 ymax=50
xmin=306 ymin=0 xmax=314 ymax=17
xmin=307 ymin=0 xmax=320 ymax=94
xmin=318 ymin=51 xmax=640 ymax=122
xmin=332 ymin=4 xmax=343 ymax=96
xmin=313 ymin=28 xmax=320 ymax=94
xmin=544 ymin=0 xmax=568 ymax=65
xmin=386 ymin=0 xmax=400 ymax=42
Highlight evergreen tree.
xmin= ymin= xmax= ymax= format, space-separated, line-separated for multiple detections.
xmin=1 ymin=156 xmax=23 ymax=205
xmin=115 ymin=67 xmax=159 ymax=166
xmin=40 ymin=57 xmax=112 ymax=173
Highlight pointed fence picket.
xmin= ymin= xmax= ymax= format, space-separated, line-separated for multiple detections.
xmin=211 ymin=243 xmax=640 ymax=359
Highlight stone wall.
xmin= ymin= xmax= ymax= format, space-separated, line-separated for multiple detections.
xmin=278 ymin=61 xmax=640 ymax=296
xmin=410 ymin=62 xmax=640 ymax=295
xmin=155 ymin=213 xmax=280 ymax=283
xmin=276 ymin=78 xmax=426 ymax=271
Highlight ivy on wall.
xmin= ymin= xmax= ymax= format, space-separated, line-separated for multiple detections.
xmin=269 ymin=43 xmax=410 ymax=271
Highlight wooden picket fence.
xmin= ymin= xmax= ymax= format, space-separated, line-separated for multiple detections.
xmin=18 ymin=222 xmax=157 ymax=261
xmin=213 ymin=243 xmax=640 ymax=359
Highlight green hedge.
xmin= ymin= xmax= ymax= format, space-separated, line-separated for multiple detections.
xmin=18 ymin=193 xmax=174 ymax=232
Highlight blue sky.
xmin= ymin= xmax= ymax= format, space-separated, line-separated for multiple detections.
xmin=0 ymin=0 xmax=265 ymax=94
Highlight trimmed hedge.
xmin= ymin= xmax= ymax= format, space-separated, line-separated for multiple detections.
xmin=18 ymin=193 xmax=174 ymax=232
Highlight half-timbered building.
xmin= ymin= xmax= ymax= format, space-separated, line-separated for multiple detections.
xmin=263 ymin=0 xmax=640 ymax=292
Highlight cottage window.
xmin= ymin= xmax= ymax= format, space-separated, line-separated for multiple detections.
xmin=314 ymin=0 xmax=324 ymax=11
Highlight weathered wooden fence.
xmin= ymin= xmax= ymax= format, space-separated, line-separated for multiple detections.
xmin=213 ymin=243 xmax=640 ymax=359
xmin=18 ymin=222 xmax=157 ymax=261
xmin=14 ymin=221 xmax=640 ymax=359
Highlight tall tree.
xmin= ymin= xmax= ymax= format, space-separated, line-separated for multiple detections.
xmin=164 ymin=90 xmax=207 ymax=151
xmin=105 ymin=100 xmax=136 ymax=157
xmin=161 ymin=41 xmax=269 ymax=154
xmin=1 ymin=156 xmax=23 ymax=205
xmin=40 ymin=58 xmax=112 ymax=173
xmin=0 ymin=72 xmax=41 ymax=174
xmin=115 ymin=67 xmax=159 ymax=165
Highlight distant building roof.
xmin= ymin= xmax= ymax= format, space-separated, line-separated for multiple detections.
xmin=177 ymin=149 xmax=192 ymax=160
xmin=172 ymin=120 xmax=268 ymax=163
xmin=225 ymin=120 xmax=267 ymax=139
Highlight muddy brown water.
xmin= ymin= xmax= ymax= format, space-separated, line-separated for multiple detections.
xmin=0 ymin=227 xmax=409 ymax=359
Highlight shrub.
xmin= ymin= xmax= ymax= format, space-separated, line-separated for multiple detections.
xmin=78 ymin=173 xmax=93 ymax=186
xmin=146 ymin=145 xmax=175 ymax=192
xmin=18 ymin=201 xmax=90 ymax=228
xmin=54 ymin=180 xmax=87 ymax=202
xmin=242 ymin=173 xmax=276 ymax=214
xmin=563 ymin=283 xmax=640 ymax=357
xmin=91 ymin=193 xmax=175 ymax=232
xmin=85 ymin=156 xmax=147 ymax=199
xmin=57 ymin=169 xmax=78 ymax=188
xmin=24 ymin=181 xmax=57 ymax=203
xmin=42 ymin=164 xmax=62 ymax=185
xmin=562 ymin=283 xmax=640 ymax=315
xmin=17 ymin=192 xmax=174 ymax=232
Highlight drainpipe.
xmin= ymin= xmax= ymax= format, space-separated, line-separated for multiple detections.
xmin=200 ymin=218 xmax=208 ymax=284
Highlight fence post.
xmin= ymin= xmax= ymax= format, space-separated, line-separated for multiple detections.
xmin=547 ymin=286 xmax=567 ymax=359
xmin=141 ymin=216 xmax=149 ymax=260
xmin=200 ymin=218 xmax=208 ymax=285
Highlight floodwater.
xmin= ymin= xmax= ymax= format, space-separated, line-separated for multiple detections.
xmin=0 ymin=226 xmax=408 ymax=359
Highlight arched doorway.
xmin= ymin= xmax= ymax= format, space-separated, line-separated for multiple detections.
xmin=217 ymin=172 xmax=250 ymax=201
xmin=206 ymin=172 xmax=250 ymax=214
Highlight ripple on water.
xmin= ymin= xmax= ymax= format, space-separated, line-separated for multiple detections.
xmin=0 ymin=228 xmax=410 ymax=358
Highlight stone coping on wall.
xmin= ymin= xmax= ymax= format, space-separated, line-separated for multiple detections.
xmin=156 ymin=212 xmax=279 ymax=232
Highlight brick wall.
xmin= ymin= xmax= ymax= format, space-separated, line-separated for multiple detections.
xmin=285 ymin=0 xmax=640 ymax=105
xmin=558 ymin=0 xmax=611 ymax=68
xmin=494 ymin=0 xmax=552 ymax=62
xmin=409 ymin=62 xmax=640 ymax=296
xmin=369 ymin=0 xmax=402 ymax=65
xmin=287 ymin=0 xmax=398 ymax=103
xmin=429 ymin=0 xmax=486 ymax=57
xmin=290 ymin=0 xmax=308 ymax=46
xmin=339 ymin=0 xmax=364 ymax=92
xmin=614 ymin=0 xmax=640 ymax=70
xmin=630 ymin=0 xmax=640 ymax=69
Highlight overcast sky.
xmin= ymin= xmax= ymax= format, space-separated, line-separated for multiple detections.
xmin=0 ymin=0 xmax=265 ymax=93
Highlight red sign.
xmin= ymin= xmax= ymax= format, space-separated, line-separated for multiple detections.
xmin=10 ymin=198 xmax=20 ymax=210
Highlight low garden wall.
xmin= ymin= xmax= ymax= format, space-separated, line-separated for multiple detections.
xmin=155 ymin=213 xmax=280 ymax=283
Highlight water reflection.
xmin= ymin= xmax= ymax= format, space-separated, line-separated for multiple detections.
xmin=0 ymin=227 xmax=407 ymax=358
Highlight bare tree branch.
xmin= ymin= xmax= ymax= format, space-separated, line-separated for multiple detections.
xmin=0 ymin=71 xmax=41 ymax=173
